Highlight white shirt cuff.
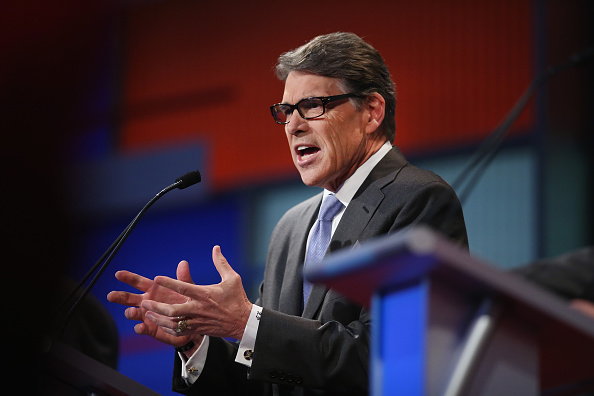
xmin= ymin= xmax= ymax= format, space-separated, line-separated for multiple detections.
xmin=235 ymin=304 xmax=262 ymax=367
xmin=179 ymin=336 xmax=209 ymax=385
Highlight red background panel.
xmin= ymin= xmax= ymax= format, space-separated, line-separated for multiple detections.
xmin=119 ymin=0 xmax=535 ymax=190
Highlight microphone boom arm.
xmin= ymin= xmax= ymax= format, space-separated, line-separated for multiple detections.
xmin=56 ymin=171 xmax=201 ymax=338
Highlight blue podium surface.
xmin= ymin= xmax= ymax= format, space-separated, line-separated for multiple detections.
xmin=306 ymin=226 xmax=594 ymax=396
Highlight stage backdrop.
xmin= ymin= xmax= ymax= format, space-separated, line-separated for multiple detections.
xmin=10 ymin=0 xmax=588 ymax=395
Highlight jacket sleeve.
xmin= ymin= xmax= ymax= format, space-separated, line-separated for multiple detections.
xmin=172 ymin=337 xmax=271 ymax=395
xmin=512 ymin=247 xmax=594 ymax=302
xmin=247 ymin=303 xmax=370 ymax=394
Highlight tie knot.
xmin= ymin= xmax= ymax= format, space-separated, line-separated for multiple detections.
xmin=318 ymin=194 xmax=344 ymax=221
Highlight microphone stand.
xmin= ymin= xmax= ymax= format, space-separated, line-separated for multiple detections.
xmin=423 ymin=47 xmax=594 ymax=232
xmin=56 ymin=171 xmax=201 ymax=339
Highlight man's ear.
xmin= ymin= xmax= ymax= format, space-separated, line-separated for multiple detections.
xmin=364 ymin=92 xmax=386 ymax=134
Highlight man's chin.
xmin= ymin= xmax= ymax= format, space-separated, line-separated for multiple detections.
xmin=300 ymin=175 xmax=340 ymax=192
xmin=298 ymin=171 xmax=324 ymax=189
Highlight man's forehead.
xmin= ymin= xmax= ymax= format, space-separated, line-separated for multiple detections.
xmin=282 ymin=72 xmax=341 ymax=102
xmin=281 ymin=90 xmax=328 ymax=103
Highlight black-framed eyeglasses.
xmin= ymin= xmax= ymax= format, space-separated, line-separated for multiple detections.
xmin=269 ymin=93 xmax=362 ymax=124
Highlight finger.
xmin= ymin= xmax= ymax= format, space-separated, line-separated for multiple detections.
xmin=124 ymin=307 xmax=144 ymax=321
xmin=144 ymin=309 xmax=198 ymax=338
xmin=177 ymin=260 xmax=195 ymax=284
xmin=159 ymin=325 xmax=185 ymax=337
xmin=154 ymin=275 xmax=206 ymax=300
xmin=107 ymin=290 xmax=144 ymax=307
xmin=115 ymin=270 xmax=154 ymax=293
xmin=212 ymin=245 xmax=237 ymax=282
xmin=155 ymin=319 xmax=198 ymax=338
xmin=145 ymin=311 xmax=184 ymax=332
xmin=141 ymin=299 xmax=189 ymax=318
xmin=134 ymin=322 xmax=148 ymax=335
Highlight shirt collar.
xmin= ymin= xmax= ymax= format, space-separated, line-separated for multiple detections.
xmin=324 ymin=141 xmax=392 ymax=206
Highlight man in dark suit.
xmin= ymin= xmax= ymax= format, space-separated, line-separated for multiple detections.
xmin=108 ymin=32 xmax=468 ymax=395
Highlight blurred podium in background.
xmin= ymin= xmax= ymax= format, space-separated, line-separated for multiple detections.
xmin=306 ymin=226 xmax=594 ymax=396
xmin=41 ymin=338 xmax=160 ymax=396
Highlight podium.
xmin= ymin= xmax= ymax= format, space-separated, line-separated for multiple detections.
xmin=305 ymin=226 xmax=594 ymax=396
xmin=40 ymin=337 xmax=161 ymax=395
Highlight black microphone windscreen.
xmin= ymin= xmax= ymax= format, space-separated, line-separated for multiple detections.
xmin=175 ymin=170 xmax=202 ymax=189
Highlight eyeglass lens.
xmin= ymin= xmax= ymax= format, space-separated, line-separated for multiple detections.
xmin=273 ymin=98 xmax=325 ymax=124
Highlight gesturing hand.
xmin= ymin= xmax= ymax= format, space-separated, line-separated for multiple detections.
xmin=140 ymin=245 xmax=253 ymax=341
xmin=107 ymin=260 xmax=197 ymax=348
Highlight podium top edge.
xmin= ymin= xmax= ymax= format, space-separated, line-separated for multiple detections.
xmin=305 ymin=225 xmax=594 ymax=338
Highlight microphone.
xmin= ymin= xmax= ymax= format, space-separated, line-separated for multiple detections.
xmin=175 ymin=170 xmax=202 ymax=189
xmin=56 ymin=170 xmax=201 ymax=338
xmin=421 ymin=47 xmax=593 ymax=234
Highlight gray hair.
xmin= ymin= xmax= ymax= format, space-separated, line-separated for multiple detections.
xmin=275 ymin=32 xmax=397 ymax=143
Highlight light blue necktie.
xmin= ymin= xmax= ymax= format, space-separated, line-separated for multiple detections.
xmin=303 ymin=194 xmax=344 ymax=308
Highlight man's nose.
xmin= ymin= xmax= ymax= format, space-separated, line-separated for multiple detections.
xmin=285 ymin=110 xmax=308 ymax=136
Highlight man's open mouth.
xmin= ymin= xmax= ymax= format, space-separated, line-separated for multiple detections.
xmin=297 ymin=145 xmax=320 ymax=160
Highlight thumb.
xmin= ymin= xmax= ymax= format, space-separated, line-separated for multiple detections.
xmin=177 ymin=260 xmax=195 ymax=284
xmin=212 ymin=245 xmax=236 ymax=281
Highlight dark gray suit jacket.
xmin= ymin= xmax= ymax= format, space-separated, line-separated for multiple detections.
xmin=513 ymin=247 xmax=594 ymax=302
xmin=173 ymin=146 xmax=468 ymax=395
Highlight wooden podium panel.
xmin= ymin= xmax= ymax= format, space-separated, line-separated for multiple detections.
xmin=306 ymin=226 xmax=594 ymax=395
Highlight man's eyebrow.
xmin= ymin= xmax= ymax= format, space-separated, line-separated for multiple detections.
xmin=281 ymin=95 xmax=322 ymax=104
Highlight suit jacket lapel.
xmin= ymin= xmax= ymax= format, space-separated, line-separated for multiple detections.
xmin=303 ymin=147 xmax=409 ymax=318
xmin=331 ymin=146 xmax=409 ymax=250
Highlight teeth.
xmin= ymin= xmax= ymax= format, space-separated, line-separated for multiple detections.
xmin=296 ymin=145 xmax=318 ymax=160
